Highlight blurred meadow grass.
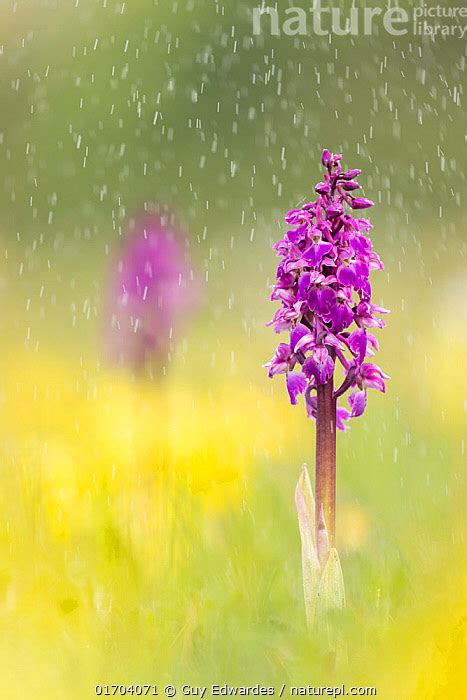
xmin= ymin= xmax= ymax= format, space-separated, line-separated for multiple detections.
xmin=0 ymin=260 xmax=465 ymax=697
xmin=0 ymin=1 xmax=466 ymax=698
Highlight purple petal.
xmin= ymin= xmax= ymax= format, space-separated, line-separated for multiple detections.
xmin=340 ymin=169 xmax=361 ymax=180
xmin=351 ymin=198 xmax=374 ymax=210
xmin=303 ymin=242 xmax=332 ymax=266
xmin=322 ymin=149 xmax=332 ymax=166
xmin=353 ymin=260 xmax=370 ymax=280
xmin=315 ymin=181 xmax=330 ymax=195
xmin=307 ymin=286 xmax=319 ymax=312
xmin=285 ymin=209 xmax=306 ymax=225
xmin=287 ymin=223 xmax=308 ymax=245
xmin=272 ymin=239 xmax=289 ymax=256
xmin=337 ymin=265 xmax=355 ymax=287
xmin=342 ymin=181 xmax=361 ymax=191
xmin=367 ymin=333 xmax=379 ymax=353
xmin=350 ymin=234 xmax=372 ymax=255
xmin=324 ymin=332 xmax=346 ymax=352
xmin=348 ymin=390 xmax=367 ymax=417
xmin=294 ymin=334 xmax=315 ymax=354
xmin=348 ymin=329 xmax=367 ymax=364
xmin=318 ymin=286 xmax=337 ymax=315
xmin=270 ymin=288 xmax=295 ymax=304
xmin=297 ymin=272 xmax=311 ymax=300
xmin=359 ymin=363 xmax=390 ymax=393
xmin=336 ymin=406 xmax=351 ymax=432
xmin=265 ymin=360 xmax=288 ymax=377
xmin=276 ymin=343 xmax=292 ymax=361
xmin=313 ymin=346 xmax=328 ymax=365
xmin=290 ymin=323 xmax=313 ymax=353
xmin=325 ymin=205 xmax=343 ymax=218
xmin=286 ymin=372 xmax=308 ymax=405
xmin=303 ymin=350 xmax=334 ymax=385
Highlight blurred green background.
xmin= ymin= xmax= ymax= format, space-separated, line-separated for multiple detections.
xmin=0 ymin=1 xmax=465 ymax=698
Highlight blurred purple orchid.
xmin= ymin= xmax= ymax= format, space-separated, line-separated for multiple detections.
xmin=104 ymin=210 xmax=199 ymax=369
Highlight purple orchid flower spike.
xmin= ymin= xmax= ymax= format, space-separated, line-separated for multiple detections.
xmin=104 ymin=209 xmax=200 ymax=370
xmin=265 ymin=150 xmax=389 ymax=550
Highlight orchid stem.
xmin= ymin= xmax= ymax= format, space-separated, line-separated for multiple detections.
xmin=315 ymin=377 xmax=336 ymax=547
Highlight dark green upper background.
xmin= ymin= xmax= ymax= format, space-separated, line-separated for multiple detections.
xmin=1 ymin=1 xmax=465 ymax=234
